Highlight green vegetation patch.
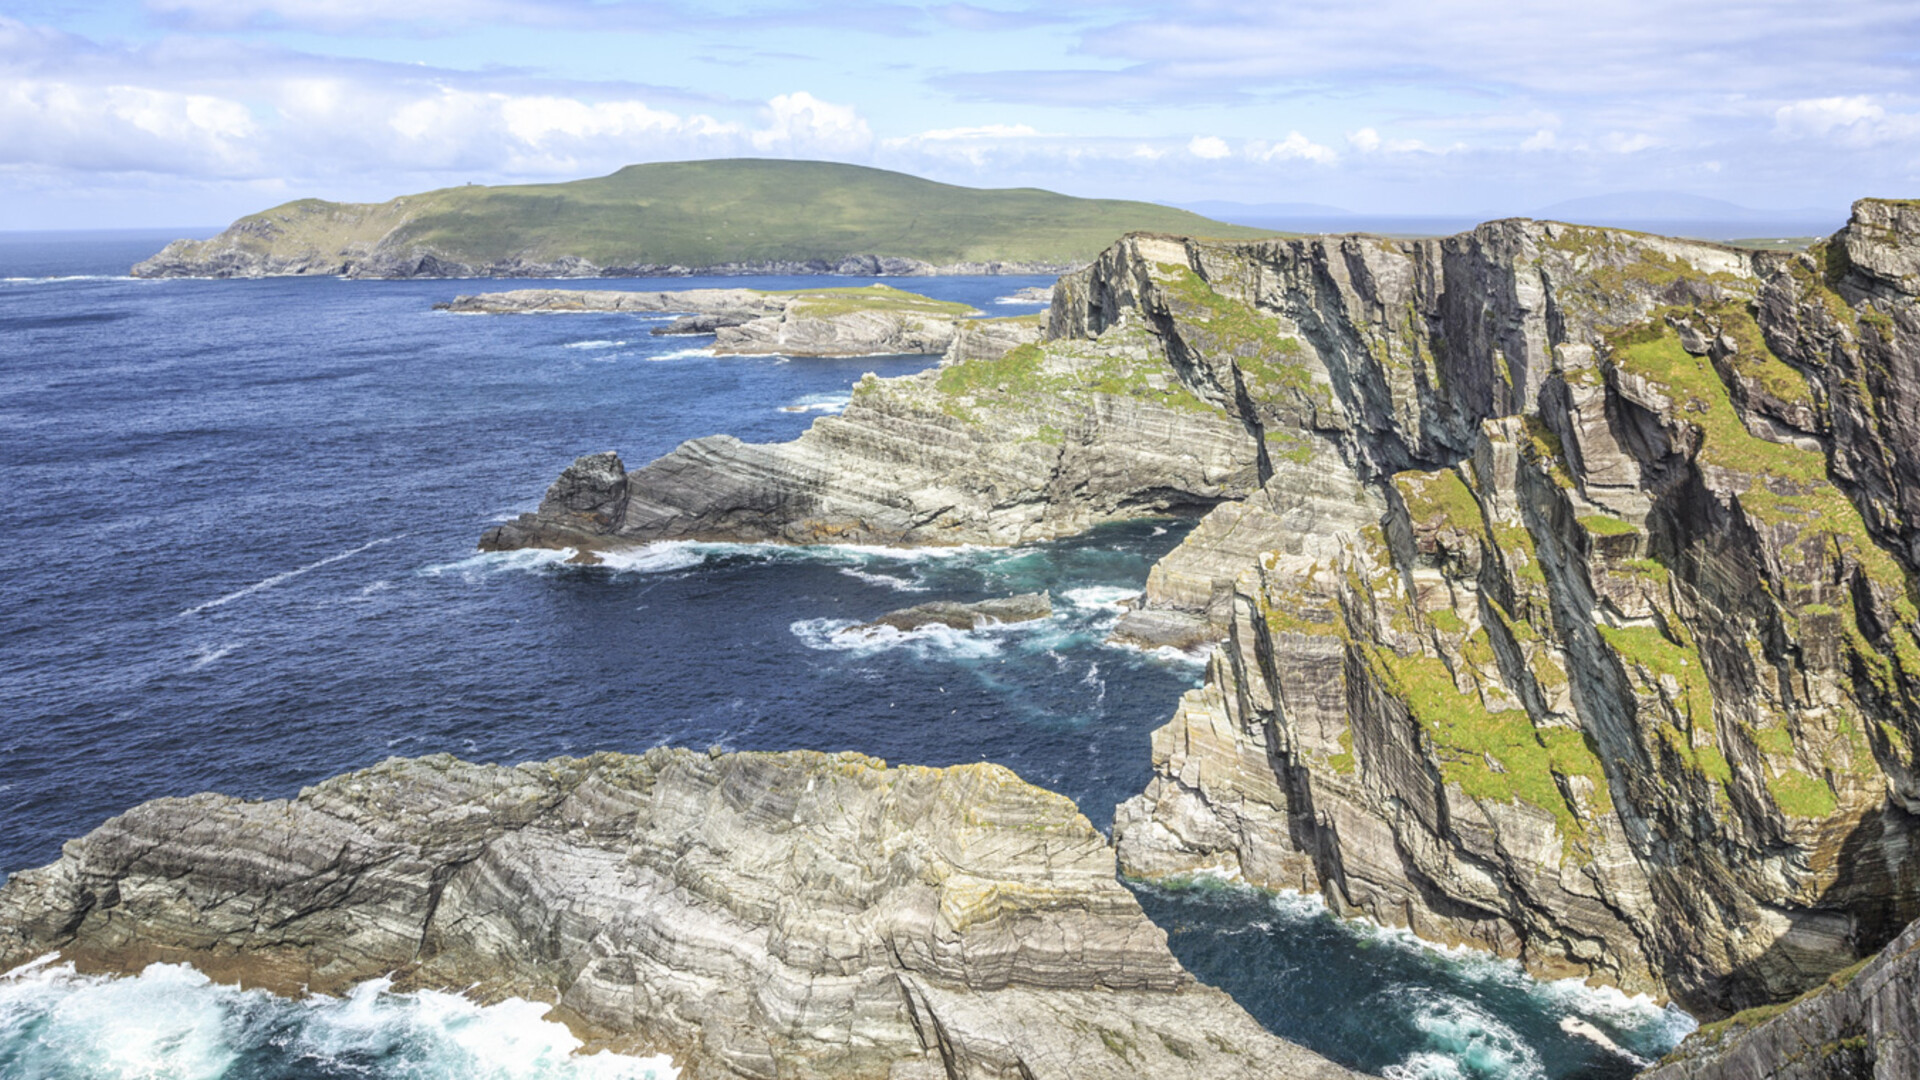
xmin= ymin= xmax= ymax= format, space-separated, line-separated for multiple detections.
xmin=1578 ymin=513 xmax=1639 ymax=537
xmin=934 ymin=336 xmax=1221 ymax=418
xmin=1395 ymin=468 xmax=1486 ymax=533
xmin=1368 ymin=640 xmax=1603 ymax=841
xmin=1156 ymin=265 xmax=1331 ymax=409
xmin=772 ymin=284 xmax=977 ymax=319
xmin=1769 ymin=769 xmax=1839 ymax=818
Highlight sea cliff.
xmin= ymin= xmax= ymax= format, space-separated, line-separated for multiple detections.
xmin=486 ymin=201 xmax=1920 ymax=1022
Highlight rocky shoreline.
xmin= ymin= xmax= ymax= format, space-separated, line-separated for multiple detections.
xmin=438 ymin=284 xmax=1043 ymax=359
xmin=134 ymin=245 xmax=1075 ymax=280
xmin=0 ymin=748 xmax=1365 ymax=1080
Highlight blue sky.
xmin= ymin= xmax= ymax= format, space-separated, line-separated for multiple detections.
xmin=3 ymin=1 xmax=1918 ymax=228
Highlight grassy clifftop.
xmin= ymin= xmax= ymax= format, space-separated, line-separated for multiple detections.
xmin=159 ymin=159 xmax=1279 ymax=274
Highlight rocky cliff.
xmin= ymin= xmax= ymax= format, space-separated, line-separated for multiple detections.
xmin=486 ymin=202 xmax=1920 ymax=1021
xmin=0 ymin=748 xmax=1363 ymax=1080
xmin=1639 ymin=915 xmax=1919 ymax=1080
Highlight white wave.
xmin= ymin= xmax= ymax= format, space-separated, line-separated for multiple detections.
xmin=1060 ymin=585 xmax=1140 ymax=611
xmin=836 ymin=566 xmax=928 ymax=591
xmin=421 ymin=547 xmax=576 ymax=579
xmin=790 ymin=617 xmax=1004 ymax=659
xmin=0 ymin=274 xmax=132 ymax=284
xmin=0 ymin=960 xmax=675 ymax=1080
xmin=187 ymin=643 xmax=239 ymax=670
xmin=181 ymin=534 xmax=406 ymax=616
xmin=1386 ymin=994 xmax=1546 ymax=1080
xmin=563 ymin=339 xmax=628 ymax=350
xmin=779 ymin=393 xmax=851 ymax=414
xmin=646 ymin=346 xmax=714 ymax=361
xmin=592 ymin=544 xmax=713 ymax=573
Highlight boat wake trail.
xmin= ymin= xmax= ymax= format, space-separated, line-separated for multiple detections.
xmin=180 ymin=535 xmax=406 ymax=617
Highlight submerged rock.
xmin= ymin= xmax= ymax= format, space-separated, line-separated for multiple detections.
xmin=855 ymin=592 xmax=1052 ymax=632
xmin=0 ymin=749 xmax=1364 ymax=1080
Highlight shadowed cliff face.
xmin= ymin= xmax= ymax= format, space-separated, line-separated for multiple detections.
xmin=483 ymin=203 xmax=1920 ymax=1018
xmin=0 ymin=749 xmax=1365 ymax=1080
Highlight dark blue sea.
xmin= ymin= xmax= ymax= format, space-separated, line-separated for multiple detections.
xmin=0 ymin=231 xmax=1692 ymax=1080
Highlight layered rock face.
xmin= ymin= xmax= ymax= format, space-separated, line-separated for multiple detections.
xmin=1099 ymin=210 xmax=1920 ymax=1018
xmin=483 ymin=205 xmax=1920 ymax=1019
xmin=481 ymin=300 xmax=1259 ymax=552
xmin=1640 ymin=915 xmax=1920 ymax=1080
xmin=0 ymin=749 xmax=1361 ymax=1080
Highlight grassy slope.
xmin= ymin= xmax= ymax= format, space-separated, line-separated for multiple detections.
xmin=222 ymin=159 xmax=1280 ymax=267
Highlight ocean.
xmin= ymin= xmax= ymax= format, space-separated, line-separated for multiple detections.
xmin=0 ymin=231 xmax=1692 ymax=1079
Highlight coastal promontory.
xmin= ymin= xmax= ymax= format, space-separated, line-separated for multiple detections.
xmin=0 ymin=748 xmax=1364 ymax=1080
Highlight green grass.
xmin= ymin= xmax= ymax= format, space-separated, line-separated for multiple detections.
xmin=1578 ymin=513 xmax=1639 ymax=537
xmin=184 ymin=159 xmax=1280 ymax=269
xmin=934 ymin=335 xmax=1221 ymax=418
xmin=771 ymin=284 xmax=977 ymax=319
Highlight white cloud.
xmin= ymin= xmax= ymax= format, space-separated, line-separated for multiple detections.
xmin=1254 ymin=131 xmax=1336 ymax=163
xmin=1520 ymin=129 xmax=1557 ymax=152
xmin=910 ymin=123 xmax=1040 ymax=141
xmin=1602 ymin=132 xmax=1659 ymax=154
xmin=1773 ymin=95 xmax=1920 ymax=147
xmin=1348 ymin=127 xmax=1380 ymax=153
xmin=751 ymin=91 xmax=873 ymax=154
xmin=1187 ymin=135 xmax=1231 ymax=159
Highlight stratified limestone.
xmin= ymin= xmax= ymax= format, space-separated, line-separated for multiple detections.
xmin=1640 ymin=916 xmax=1920 ymax=1080
xmin=0 ymin=749 xmax=1365 ymax=1080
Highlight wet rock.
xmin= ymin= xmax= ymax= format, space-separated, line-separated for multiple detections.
xmin=855 ymin=592 xmax=1052 ymax=632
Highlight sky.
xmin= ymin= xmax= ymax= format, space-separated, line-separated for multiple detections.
xmin=3 ymin=1 xmax=1919 ymax=229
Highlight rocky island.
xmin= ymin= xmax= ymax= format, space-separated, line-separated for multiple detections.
xmin=439 ymin=283 xmax=1029 ymax=358
xmin=130 ymin=159 xmax=1274 ymax=280
xmin=483 ymin=199 xmax=1920 ymax=1041
xmin=0 ymin=748 xmax=1363 ymax=1080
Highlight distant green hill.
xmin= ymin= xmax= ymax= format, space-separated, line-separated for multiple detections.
xmin=133 ymin=159 xmax=1282 ymax=278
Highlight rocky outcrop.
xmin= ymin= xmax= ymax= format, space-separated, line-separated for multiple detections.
xmin=440 ymin=285 xmax=987 ymax=358
xmin=0 ymin=749 xmax=1363 ymax=1080
xmin=480 ymin=308 xmax=1262 ymax=552
xmin=1640 ymin=916 xmax=1920 ymax=1080
xmin=855 ymin=593 xmax=1053 ymax=633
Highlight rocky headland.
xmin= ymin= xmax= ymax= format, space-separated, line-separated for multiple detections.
xmin=0 ymin=748 xmax=1363 ymax=1080
xmin=439 ymin=284 xmax=1037 ymax=359
xmin=483 ymin=200 xmax=1920 ymax=1027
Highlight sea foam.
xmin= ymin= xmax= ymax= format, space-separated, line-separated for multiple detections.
xmin=0 ymin=960 xmax=677 ymax=1080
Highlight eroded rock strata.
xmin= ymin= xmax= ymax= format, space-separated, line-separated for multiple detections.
xmin=856 ymin=592 xmax=1053 ymax=632
xmin=488 ymin=202 xmax=1920 ymax=1020
xmin=1640 ymin=915 xmax=1920 ymax=1080
xmin=0 ymin=749 xmax=1362 ymax=1080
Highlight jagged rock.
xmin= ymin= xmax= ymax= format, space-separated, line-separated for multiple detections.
xmin=0 ymin=749 xmax=1365 ymax=1080
xmin=652 ymin=313 xmax=757 ymax=335
xmin=855 ymin=593 xmax=1052 ymax=632
xmin=1640 ymin=916 xmax=1920 ymax=1080
xmin=940 ymin=316 xmax=1046 ymax=364
xmin=481 ymin=313 xmax=1262 ymax=551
